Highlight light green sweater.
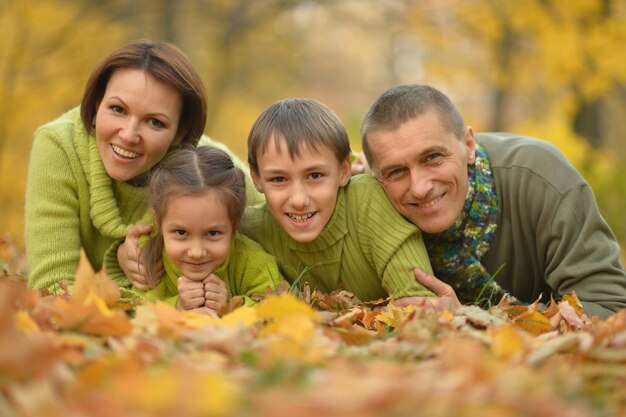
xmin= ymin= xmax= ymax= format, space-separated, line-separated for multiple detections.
xmin=241 ymin=174 xmax=434 ymax=302
xmin=25 ymin=107 xmax=261 ymax=292
xmin=139 ymin=232 xmax=281 ymax=307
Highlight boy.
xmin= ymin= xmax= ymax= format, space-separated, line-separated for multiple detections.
xmin=242 ymin=98 xmax=435 ymax=303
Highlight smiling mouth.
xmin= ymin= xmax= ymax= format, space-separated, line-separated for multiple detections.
xmin=111 ymin=144 xmax=142 ymax=159
xmin=414 ymin=194 xmax=444 ymax=208
xmin=287 ymin=212 xmax=315 ymax=222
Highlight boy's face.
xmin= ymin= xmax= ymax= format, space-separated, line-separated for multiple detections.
xmin=251 ymin=137 xmax=351 ymax=242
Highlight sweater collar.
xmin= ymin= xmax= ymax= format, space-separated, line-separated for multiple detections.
xmin=88 ymin=138 xmax=147 ymax=238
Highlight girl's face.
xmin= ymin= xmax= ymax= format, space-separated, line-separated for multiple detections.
xmin=95 ymin=68 xmax=182 ymax=182
xmin=159 ymin=189 xmax=233 ymax=281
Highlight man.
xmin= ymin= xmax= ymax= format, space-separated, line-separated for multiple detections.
xmin=360 ymin=84 xmax=626 ymax=319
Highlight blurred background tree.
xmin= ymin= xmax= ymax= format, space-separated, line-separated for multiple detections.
xmin=1 ymin=0 xmax=624 ymax=259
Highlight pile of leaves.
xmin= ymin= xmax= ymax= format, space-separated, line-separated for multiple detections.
xmin=1 ymin=237 xmax=625 ymax=417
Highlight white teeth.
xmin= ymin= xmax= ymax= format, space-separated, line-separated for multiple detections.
xmin=111 ymin=144 xmax=141 ymax=159
xmin=418 ymin=195 xmax=442 ymax=208
xmin=288 ymin=212 xmax=314 ymax=222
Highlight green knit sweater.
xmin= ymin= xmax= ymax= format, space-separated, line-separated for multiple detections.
xmin=139 ymin=232 xmax=281 ymax=307
xmin=241 ymin=174 xmax=434 ymax=302
xmin=25 ymin=107 xmax=261 ymax=292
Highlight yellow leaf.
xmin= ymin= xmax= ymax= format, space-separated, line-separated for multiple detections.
xmin=513 ymin=311 xmax=553 ymax=335
xmin=14 ymin=310 xmax=40 ymax=333
xmin=489 ymin=324 xmax=528 ymax=360
xmin=256 ymin=293 xmax=319 ymax=322
xmin=218 ymin=305 xmax=258 ymax=328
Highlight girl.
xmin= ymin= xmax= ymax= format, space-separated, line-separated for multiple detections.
xmin=138 ymin=146 xmax=280 ymax=317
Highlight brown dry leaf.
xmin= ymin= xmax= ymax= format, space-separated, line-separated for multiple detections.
xmin=72 ymin=265 xmax=120 ymax=308
xmin=562 ymin=291 xmax=585 ymax=316
xmin=45 ymin=293 xmax=132 ymax=336
xmin=556 ymin=301 xmax=585 ymax=330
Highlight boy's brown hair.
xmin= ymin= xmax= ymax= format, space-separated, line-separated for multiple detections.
xmin=247 ymin=98 xmax=351 ymax=173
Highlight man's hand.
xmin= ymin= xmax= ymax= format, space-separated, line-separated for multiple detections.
xmin=203 ymin=274 xmax=228 ymax=315
xmin=177 ymin=276 xmax=206 ymax=310
xmin=118 ymin=223 xmax=163 ymax=290
xmin=394 ymin=268 xmax=462 ymax=313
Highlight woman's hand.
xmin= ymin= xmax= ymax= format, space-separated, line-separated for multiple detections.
xmin=118 ymin=223 xmax=163 ymax=290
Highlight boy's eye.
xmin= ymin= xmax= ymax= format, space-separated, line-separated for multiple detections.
xmin=207 ymin=230 xmax=221 ymax=237
xmin=308 ymin=172 xmax=324 ymax=180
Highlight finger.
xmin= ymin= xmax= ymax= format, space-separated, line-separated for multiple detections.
xmin=413 ymin=268 xmax=452 ymax=296
xmin=204 ymin=300 xmax=223 ymax=312
xmin=180 ymin=295 xmax=206 ymax=309
xmin=202 ymin=274 xmax=223 ymax=285
xmin=204 ymin=290 xmax=227 ymax=304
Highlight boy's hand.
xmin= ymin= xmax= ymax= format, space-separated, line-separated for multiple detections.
xmin=394 ymin=268 xmax=461 ymax=313
xmin=350 ymin=152 xmax=371 ymax=175
xmin=203 ymin=274 xmax=228 ymax=315
xmin=177 ymin=276 xmax=206 ymax=310
xmin=119 ymin=223 xmax=163 ymax=290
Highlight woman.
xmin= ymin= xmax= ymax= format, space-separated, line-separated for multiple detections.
xmin=25 ymin=39 xmax=257 ymax=293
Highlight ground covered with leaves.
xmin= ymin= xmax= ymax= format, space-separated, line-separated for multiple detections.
xmin=1 ymin=236 xmax=625 ymax=417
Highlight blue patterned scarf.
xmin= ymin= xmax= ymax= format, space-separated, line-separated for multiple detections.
xmin=424 ymin=144 xmax=512 ymax=307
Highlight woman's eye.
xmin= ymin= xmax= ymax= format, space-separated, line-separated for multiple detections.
xmin=110 ymin=105 xmax=124 ymax=113
xmin=148 ymin=118 xmax=165 ymax=128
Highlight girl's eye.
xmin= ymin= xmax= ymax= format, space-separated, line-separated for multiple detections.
xmin=174 ymin=229 xmax=187 ymax=237
xmin=148 ymin=118 xmax=165 ymax=128
xmin=269 ymin=176 xmax=286 ymax=183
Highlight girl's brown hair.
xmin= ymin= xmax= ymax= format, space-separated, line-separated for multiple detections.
xmin=81 ymin=39 xmax=207 ymax=147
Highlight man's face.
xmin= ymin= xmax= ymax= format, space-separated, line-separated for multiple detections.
xmin=367 ymin=111 xmax=476 ymax=234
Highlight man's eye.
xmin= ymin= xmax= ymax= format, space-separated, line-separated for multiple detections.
xmin=425 ymin=153 xmax=442 ymax=162
xmin=386 ymin=167 xmax=408 ymax=180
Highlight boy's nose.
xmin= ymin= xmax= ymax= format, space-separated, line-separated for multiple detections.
xmin=289 ymin=182 xmax=310 ymax=208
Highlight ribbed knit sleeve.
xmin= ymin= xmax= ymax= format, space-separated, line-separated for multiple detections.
xmin=25 ymin=110 xmax=86 ymax=291
xmin=346 ymin=175 xmax=434 ymax=299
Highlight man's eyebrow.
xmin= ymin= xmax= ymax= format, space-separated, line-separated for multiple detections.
xmin=378 ymin=145 xmax=449 ymax=174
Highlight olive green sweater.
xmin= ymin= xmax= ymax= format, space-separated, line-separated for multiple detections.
xmin=25 ymin=107 xmax=261 ymax=292
xmin=242 ymin=175 xmax=434 ymax=302
xmin=477 ymin=133 xmax=626 ymax=318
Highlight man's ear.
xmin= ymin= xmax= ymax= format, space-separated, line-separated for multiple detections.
xmin=250 ymin=168 xmax=264 ymax=193
xmin=464 ymin=126 xmax=477 ymax=165
xmin=339 ymin=157 xmax=351 ymax=186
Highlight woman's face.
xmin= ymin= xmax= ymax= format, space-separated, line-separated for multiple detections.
xmin=95 ymin=68 xmax=182 ymax=182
